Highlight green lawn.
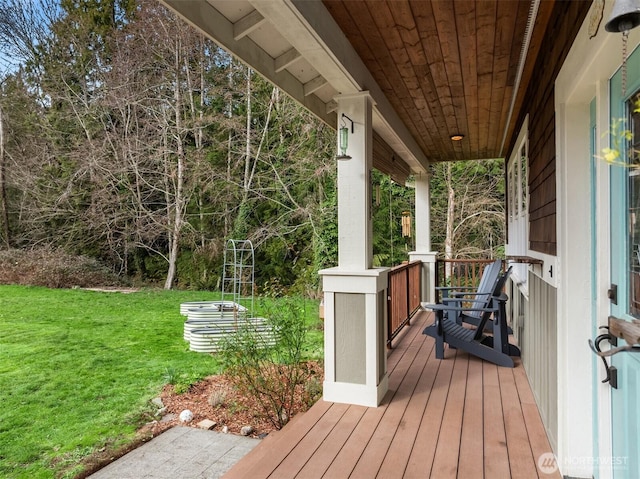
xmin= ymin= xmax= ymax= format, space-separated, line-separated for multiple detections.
xmin=0 ymin=285 xmax=322 ymax=478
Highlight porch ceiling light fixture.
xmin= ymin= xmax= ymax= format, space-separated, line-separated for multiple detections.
xmin=450 ymin=134 xmax=464 ymax=141
xmin=336 ymin=113 xmax=354 ymax=161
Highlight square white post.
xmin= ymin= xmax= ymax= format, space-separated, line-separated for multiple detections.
xmin=320 ymin=92 xmax=389 ymax=407
xmin=409 ymin=172 xmax=438 ymax=303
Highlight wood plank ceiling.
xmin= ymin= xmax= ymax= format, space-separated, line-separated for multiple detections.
xmin=161 ymin=0 xmax=548 ymax=171
xmin=322 ymin=0 xmax=532 ymax=162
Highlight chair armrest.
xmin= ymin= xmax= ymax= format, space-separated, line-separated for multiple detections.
xmin=446 ymin=292 xmax=491 ymax=299
xmin=421 ymin=302 xmax=498 ymax=313
xmin=435 ymin=286 xmax=477 ymax=292
xmin=441 ymin=296 xmax=491 ymax=307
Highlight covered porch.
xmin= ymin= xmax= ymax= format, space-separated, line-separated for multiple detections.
xmin=157 ymin=1 xmax=571 ymax=474
xmin=223 ymin=310 xmax=558 ymax=479
xmin=158 ymin=0 xmax=550 ymax=409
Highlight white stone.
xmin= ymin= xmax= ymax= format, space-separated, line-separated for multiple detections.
xmin=179 ymin=409 xmax=193 ymax=423
xmin=241 ymin=426 xmax=253 ymax=436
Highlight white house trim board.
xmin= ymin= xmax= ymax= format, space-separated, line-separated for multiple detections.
xmin=555 ymin=97 xmax=595 ymax=479
xmin=553 ymin=1 xmax=640 ymax=476
xmin=506 ymin=115 xmax=530 ymax=294
xmin=594 ymin=78 xmax=613 ymax=479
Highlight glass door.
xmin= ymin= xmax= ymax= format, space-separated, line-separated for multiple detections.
xmin=609 ymin=49 xmax=640 ymax=478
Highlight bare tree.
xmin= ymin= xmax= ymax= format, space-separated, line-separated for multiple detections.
xmin=0 ymin=96 xmax=7 ymax=247
xmin=430 ymin=159 xmax=505 ymax=276
xmin=0 ymin=0 xmax=59 ymax=70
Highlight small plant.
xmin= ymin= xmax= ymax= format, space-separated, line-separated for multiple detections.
xmin=166 ymin=371 xmax=203 ymax=394
xmin=163 ymin=367 xmax=179 ymax=386
xmin=217 ymin=298 xmax=315 ymax=429
xmin=173 ymin=382 xmax=191 ymax=394
xmin=207 ymin=390 xmax=227 ymax=408
xmin=303 ymin=377 xmax=323 ymax=408
xmin=600 ymin=97 xmax=640 ymax=167
xmin=227 ymin=400 xmax=247 ymax=415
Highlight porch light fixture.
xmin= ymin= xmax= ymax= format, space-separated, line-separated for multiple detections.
xmin=450 ymin=134 xmax=464 ymax=141
xmin=336 ymin=113 xmax=354 ymax=160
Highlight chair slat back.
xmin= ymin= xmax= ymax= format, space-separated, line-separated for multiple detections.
xmin=466 ymin=260 xmax=503 ymax=316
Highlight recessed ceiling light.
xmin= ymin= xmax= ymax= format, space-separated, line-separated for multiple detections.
xmin=450 ymin=134 xmax=464 ymax=141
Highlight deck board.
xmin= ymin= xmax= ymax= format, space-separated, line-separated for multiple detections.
xmin=430 ymin=353 xmax=469 ymax=478
xmin=269 ymin=402 xmax=351 ymax=478
xmin=350 ymin=330 xmax=434 ymax=478
xmin=375 ymin=341 xmax=437 ymax=478
xmin=403 ymin=346 xmax=455 ymax=477
xmin=483 ymin=360 xmax=511 ymax=478
xmin=297 ymin=405 xmax=368 ymax=477
xmin=457 ymin=356 xmax=485 ymax=478
xmin=223 ymin=311 xmax=559 ymax=479
xmin=499 ymin=367 xmax=539 ymax=479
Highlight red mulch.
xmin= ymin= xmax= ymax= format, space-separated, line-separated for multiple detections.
xmin=147 ymin=360 xmax=323 ymax=438
xmin=74 ymin=361 xmax=323 ymax=478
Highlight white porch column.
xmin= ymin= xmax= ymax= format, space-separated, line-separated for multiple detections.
xmin=320 ymin=92 xmax=389 ymax=407
xmin=409 ymin=171 xmax=438 ymax=304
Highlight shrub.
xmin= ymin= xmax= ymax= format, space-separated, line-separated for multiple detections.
xmin=0 ymin=247 xmax=127 ymax=288
xmin=217 ymin=298 xmax=319 ymax=429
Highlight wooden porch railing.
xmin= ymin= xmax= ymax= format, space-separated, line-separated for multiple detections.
xmin=435 ymin=258 xmax=500 ymax=301
xmin=387 ymin=260 xmax=422 ymax=348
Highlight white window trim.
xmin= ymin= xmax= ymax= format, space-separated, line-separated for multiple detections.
xmin=507 ymin=115 xmax=530 ymax=295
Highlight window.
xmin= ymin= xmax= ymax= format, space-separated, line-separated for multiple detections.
xmin=627 ymin=92 xmax=640 ymax=317
xmin=507 ymin=119 xmax=529 ymax=292
xmin=520 ymin=143 xmax=529 ymax=215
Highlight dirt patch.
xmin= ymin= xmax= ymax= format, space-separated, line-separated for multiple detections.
xmin=81 ymin=287 xmax=139 ymax=294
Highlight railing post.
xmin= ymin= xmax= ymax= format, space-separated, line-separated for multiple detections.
xmin=405 ymin=266 xmax=411 ymax=325
xmin=387 ymin=277 xmax=392 ymax=349
xmin=408 ymin=252 xmax=438 ymax=303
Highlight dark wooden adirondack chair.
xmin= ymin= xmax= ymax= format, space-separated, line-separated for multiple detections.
xmin=421 ymin=267 xmax=520 ymax=367
xmin=437 ymin=259 xmax=502 ymax=328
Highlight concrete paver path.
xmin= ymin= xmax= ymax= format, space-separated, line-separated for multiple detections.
xmin=89 ymin=427 xmax=259 ymax=479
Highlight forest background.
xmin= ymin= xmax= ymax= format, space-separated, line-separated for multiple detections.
xmin=0 ymin=0 xmax=505 ymax=296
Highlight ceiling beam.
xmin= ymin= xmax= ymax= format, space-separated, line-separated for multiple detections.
xmin=160 ymin=0 xmax=333 ymax=125
xmin=275 ymin=48 xmax=302 ymax=73
xmin=161 ymin=0 xmax=423 ymax=175
xmin=304 ymin=75 xmax=328 ymax=96
xmin=250 ymin=0 xmax=428 ymax=172
xmin=233 ymin=10 xmax=266 ymax=41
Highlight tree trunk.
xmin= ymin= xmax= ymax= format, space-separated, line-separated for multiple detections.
xmin=0 ymin=102 xmax=9 ymax=248
xmin=445 ymin=163 xmax=455 ymax=280
xmin=164 ymin=39 xmax=186 ymax=290
xmin=243 ymin=68 xmax=251 ymax=197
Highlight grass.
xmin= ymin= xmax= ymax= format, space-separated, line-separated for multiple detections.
xmin=0 ymin=285 xmax=322 ymax=478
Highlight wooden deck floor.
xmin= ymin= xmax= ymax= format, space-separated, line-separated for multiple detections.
xmin=223 ymin=311 xmax=560 ymax=479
